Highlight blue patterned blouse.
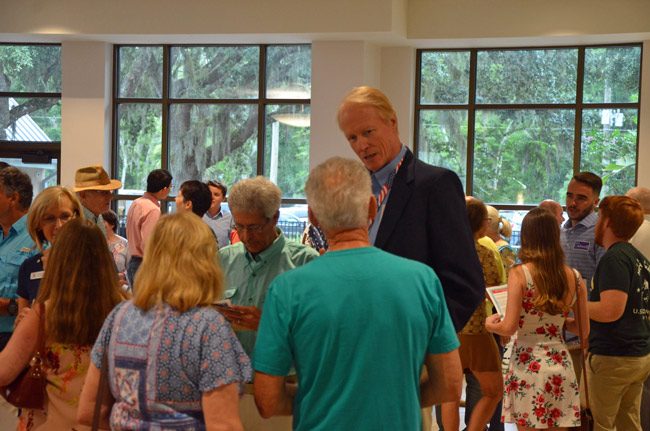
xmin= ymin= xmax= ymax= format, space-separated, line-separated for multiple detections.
xmin=92 ymin=300 xmax=252 ymax=430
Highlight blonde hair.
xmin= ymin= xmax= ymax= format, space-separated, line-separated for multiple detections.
xmin=337 ymin=86 xmax=397 ymax=125
xmin=133 ymin=212 xmax=224 ymax=312
xmin=37 ymin=219 xmax=123 ymax=345
xmin=28 ymin=186 xmax=84 ymax=252
xmin=486 ymin=205 xmax=512 ymax=239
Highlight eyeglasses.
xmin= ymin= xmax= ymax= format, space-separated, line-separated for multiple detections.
xmin=41 ymin=212 xmax=76 ymax=226
xmin=87 ymin=190 xmax=114 ymax=197
xmin=232 ymin=218 xmax=271 ymax=234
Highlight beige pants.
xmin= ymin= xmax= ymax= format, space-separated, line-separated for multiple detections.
xmin=0 ymin=397 xmax=18 ymax=430
xmin=587 ymin=352 xmax=650 ymax=431
xmin=240 ymin=390 xmax=292 ymax=431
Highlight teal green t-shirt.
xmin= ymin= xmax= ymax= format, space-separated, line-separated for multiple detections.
xmin=253 ymin=246 xmax=459 ymax=431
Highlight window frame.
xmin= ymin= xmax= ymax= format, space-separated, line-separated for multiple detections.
xmin=414 ymin=43 xmax=643 ymax=210
xmin=0 ymin=42 xmax=62 ymax=183
xmin=111 ymin=43 xmax=311 ymax=208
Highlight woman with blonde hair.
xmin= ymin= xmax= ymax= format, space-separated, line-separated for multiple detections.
xmin=78 ymin=212 xmax=251 ymax=430
xmin=0 ymin=218 xmax=124 ymax=430
xmin=486 ymin=205 xmax=516 ymax=270
xmin=16 ymin=186 xmax=83 ymax=310
xmin=486 ymin=208 xmax=589 ymax=430
xmin=442 ymin=197 xmax=503 ymax=431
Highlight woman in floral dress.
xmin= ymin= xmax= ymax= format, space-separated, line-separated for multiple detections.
xmin=486 ymin=208 xmax=589 ymax=430
xmin=0 ymin=219 xmax=124 ymax=430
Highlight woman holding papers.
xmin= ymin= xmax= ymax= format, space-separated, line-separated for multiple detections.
xmin=486 ymin=208 xmax=589 ymax=430
xmin=441 ymin=197 xmax=503 ymax=431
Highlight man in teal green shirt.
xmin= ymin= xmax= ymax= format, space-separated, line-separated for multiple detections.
xmin=253 ymin=158 xmax=462 ymax=431
xmin=218 ymin=176 xmax=318 ymax=431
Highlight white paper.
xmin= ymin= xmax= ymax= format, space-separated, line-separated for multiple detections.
xmin=486 ymin=284 xmax=508 ymax=317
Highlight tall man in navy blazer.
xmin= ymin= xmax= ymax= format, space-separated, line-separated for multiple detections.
xmin=337 ymin=86 xmax=484 ymax=331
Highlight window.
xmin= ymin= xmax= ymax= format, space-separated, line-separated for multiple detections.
xmin=113 ymin=44 xmax=311 ymax=204
xmin=0 ymin=44 xmax=62 ymax=190
xmin=416 ymin=44 xmax=642 ymax=206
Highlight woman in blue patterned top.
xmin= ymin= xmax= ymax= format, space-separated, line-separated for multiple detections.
xmin=78 ymin=211 xmax=252 ymax=430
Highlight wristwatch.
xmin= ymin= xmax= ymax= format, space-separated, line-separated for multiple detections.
xmin=7 ymin=299 xmax=18 ymax=317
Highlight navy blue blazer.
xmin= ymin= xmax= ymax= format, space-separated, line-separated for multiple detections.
xmin=375 ymin=149 xmax=485 ymax=330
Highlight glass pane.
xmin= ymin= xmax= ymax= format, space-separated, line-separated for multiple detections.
xmin=417 ymin=110 xmax=468 ymax=188
xmin=266 ymin=45 xmax=311 ymax=99
xmin=169 ymin=103 xmax=257 ymax=186
xmin=476 ymin=49 xmax=578 ymax=104
xmin=118 ymin=46 xmax=163 ymax=99
xmin=115 ymin=103 xmax=162 ymax=194
xmin=279 ymin=203 xmax=308 ymax=243
xmin=498 ymin=209 xmax=531 ymax=254
xmin=0 ymin=157 xmax=58 ymax=196
xmin=473 ymin=109 xmax=575 ymax=204
xmin=419 ymin=51 xmax=470 ymax=104
xmin=1 ymin=97 xmax=61 ymax=141
xmin=170 ymin=46 xmax=259 ymax=99
xmin=583 ymin=46 xmax=642 ymax=104
xmin=263 ymin=104 xmax=310 ymax=199
xmin=581 ymin=108 xmax=638 ymax=195
xmin=114 ymin=200 xmax=133 ymax=237
xmin=0 ymin=45 xmax=61 ymax=93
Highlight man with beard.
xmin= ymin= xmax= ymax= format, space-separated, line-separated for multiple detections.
xmin=588 ymin=195 xmax=650 ymax=431
xmin=561 ymin=171 xmax=605 ymax=287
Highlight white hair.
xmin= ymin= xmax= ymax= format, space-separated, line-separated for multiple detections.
xmin=305 ymin=157 xmax=371 ymax=232
xmin=228 ymin=176 xmax=281 ymax=218
xmin=626 ymin=187 xmax=650 ymax=213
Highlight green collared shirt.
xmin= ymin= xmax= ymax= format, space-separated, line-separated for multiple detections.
xmin=218 ymin=230 xmax=319 ymax=355
xmin=82 ymin=205 xmax=107 ymax=237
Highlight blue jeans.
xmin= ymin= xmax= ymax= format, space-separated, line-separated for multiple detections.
xmin=126 ymin=256 xmax=143 ymax=290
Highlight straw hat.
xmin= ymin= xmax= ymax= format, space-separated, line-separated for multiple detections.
xmin=73 ymin=165 xmax=122 ymax=192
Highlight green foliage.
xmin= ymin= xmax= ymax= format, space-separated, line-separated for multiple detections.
xmin=417 ymin=46 xmax=641 ymax=205
xmin=116 ymin=45 xmax=311 ymax=196
xmin=0 ymin=45 xmax=61 ymax=141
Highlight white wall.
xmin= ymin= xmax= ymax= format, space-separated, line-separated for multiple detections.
xmin=60 ymin=41 xmax=112 ymax=188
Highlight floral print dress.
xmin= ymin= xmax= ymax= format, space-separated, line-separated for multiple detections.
xmin=502 ymin=265 xmax=581 ymax=428
xmin=18 ymin=344 xmax=91 ymax=431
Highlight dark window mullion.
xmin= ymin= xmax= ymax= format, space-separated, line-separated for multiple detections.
xmin=161 ymin=45 xmax=170 ymax=175
xmin=257 ymin=45 xmax=267 ymax=176
xmin=574 ymin=48 xmax=585 ymax=174
xmin=466 ymin=49 xmax=478 ymax=196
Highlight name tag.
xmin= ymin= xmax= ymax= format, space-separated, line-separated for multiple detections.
xmin=574 ymin=241 xmax=590 ymax=251
xmin=30 ymin=271 xmax=44 ymax=280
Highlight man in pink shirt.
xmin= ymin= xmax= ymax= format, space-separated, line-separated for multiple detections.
xmin=126 ymin=169 xmax=172 ymax=288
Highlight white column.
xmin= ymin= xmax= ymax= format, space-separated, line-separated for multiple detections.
xmin=636 ymin=39 xmax=650 ymax=188
xmin=380 ymin=46 xmax=416 ymax=148
xmin=60 ymin=41 xmax=112 ymax=188
xmin=309 ymin=41 xmax=380 ymax=169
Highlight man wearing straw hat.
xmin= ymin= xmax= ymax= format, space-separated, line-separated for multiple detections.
xmin=73 ymin=165 xmax=121 ymax=237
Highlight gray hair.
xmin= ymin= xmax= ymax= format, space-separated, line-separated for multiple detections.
xmin=228 ymin=176 xmax=281 ymax=218
xmin=0 ymin=167 xmax=33 ymax=210
xmin=305 ymin=157 xmax=371 ymax=232
xmin=626 ymin=186 xmax=650 ymax=213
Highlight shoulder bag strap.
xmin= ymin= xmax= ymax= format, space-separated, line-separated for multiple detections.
xmin=33 ymin=302 xmax=45 ymax=363
xmin=572 ymin=269 xmax=591 ymax=410
xmin=91 ymin=351 xmax=109 ymax=431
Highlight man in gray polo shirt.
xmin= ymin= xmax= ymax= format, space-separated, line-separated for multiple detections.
xmin=561 ymin=171 xmax=605 ymax=287
xmin=561 ymin=171 xmax=606 ymax=376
